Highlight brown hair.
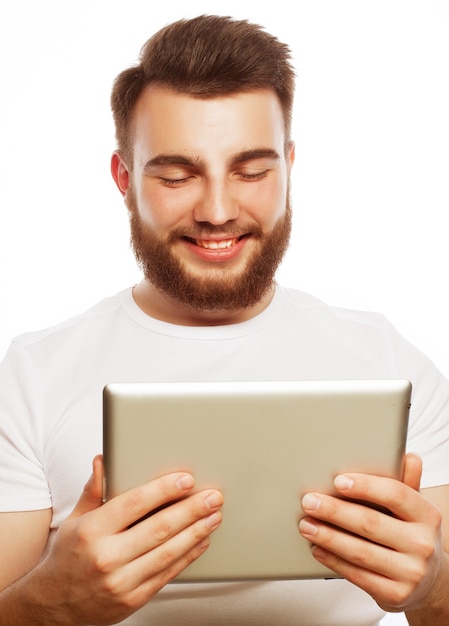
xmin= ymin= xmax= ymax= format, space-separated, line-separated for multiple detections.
xmin=111 ymin=15 xmax=295 ymax=163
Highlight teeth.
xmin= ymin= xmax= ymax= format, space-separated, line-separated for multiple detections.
xmin=195 ymin=238 xmax=237 ymax=249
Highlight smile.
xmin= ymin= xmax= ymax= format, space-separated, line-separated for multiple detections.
xmin=184 ymin=235 xmax=248 ymax=250
xmin=195 ymin=238 xmax=238 ymax=249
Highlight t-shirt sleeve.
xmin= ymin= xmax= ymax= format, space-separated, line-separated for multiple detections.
xmin=383 ymin=318 xmax=449 ymax=489
xmin=0 ymin=341 xmax=52 ymax=511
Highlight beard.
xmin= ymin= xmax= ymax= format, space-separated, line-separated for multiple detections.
xmin=127 ymin=186 xmax=292 ymax=312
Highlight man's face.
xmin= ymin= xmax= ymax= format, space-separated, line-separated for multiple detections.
xmin=114 ymin=86 xmax=294 ymax=314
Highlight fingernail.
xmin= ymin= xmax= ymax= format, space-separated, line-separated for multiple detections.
xmin=299 ymin=518 xmax=318 ymax=537
xmin=334 ymin=475 xmax=354 ymax=491
xmin=302 ymin=493 xmax=321 ymax=512
xmin=205 ymin=512 xmax=222 ymax=530
xmin=205 ymin=491 xmax=222 ymax=509
xmin=176 ymin=474 xmax=194 ymax=490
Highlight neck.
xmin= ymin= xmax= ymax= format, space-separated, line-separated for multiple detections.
xmin=132 ymin=280 xmax=275 ymax=326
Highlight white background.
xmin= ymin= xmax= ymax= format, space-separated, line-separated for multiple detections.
xmin=1 ymin=3 xmax=448 ymax=622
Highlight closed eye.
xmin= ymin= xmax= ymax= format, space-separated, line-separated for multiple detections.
xmin=237 ymin=170 xmax=269 ymax=182
xmin=159 ymin=176 xmax=194 ymax=187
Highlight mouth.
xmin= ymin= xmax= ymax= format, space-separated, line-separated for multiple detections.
xmin=183 ymin=234 xmax=250 ymax=249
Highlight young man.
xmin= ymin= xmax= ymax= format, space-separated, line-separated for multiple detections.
xmin=0 ymin=15 xmax=448 ymax=626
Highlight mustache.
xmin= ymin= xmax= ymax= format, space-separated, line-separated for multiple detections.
xmin=168 ymin=223 xmax=264 ymax=242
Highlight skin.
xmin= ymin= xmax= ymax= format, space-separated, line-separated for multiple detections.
xmin=0 ymin=457 xmax=223 ymax=624
xmin=0 ymin=86 xmax=448 ymax=625
xmin=299 ymin=456 xmax=449 ymax=624
xmin=0 ymin=87 xmax=294 ymax=625
xmin=111 ymin=86 xmax=295 ymax=326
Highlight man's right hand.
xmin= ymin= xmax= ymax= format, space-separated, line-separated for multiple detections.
xmin=4 ymin=455 xmax=223 ymax=625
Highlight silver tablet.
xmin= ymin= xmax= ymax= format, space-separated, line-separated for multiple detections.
xmin=103 ymin=379 xmax=411 ymax=581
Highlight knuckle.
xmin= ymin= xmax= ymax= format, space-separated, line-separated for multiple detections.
xmin=151 ymin=516 xmax=174 ymax=543
xmin=385 ymin=582 xmax=411 ymax=608
xmin=359 ymin=509 xmax=381 ymax=536
xmin=157 ymin=545 xmax=177 ymax=570
xmin=408 ymin=560 xmax=427 ymax=587
xmin=88 ymin=539 xmax=117 ymax=575
xmin=100 ymin=577 xmax=141 ymax=617
xmin=100 ymin=570 xmax=123 ymax=597
xmin=418 ymin=536 xmax=437 ymax=561
xmin=124 ymin=486 xmax=147 ymax=517
xmin=70 ymin=518 xmax=100 ymax=551
xmin=72 ymin=519 xmax=92 ymax=545
xmin=352 ymin=542 xmax=375 ymax=568
xmin=410 ymin=529 xmax=438 ymax=561
xmin=323 ymin=497 xmax=340 ymax=522
xmin=186 ymin=538 xmax=210 ymax=564
xmin=93 ymin=550 xmax=116 ymax=576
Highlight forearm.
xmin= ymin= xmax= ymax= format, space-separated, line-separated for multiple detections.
xmin=0 ymin=567 xmax=77 ymax=626
xmin=406 ymin=551 xmax=449 ymax=626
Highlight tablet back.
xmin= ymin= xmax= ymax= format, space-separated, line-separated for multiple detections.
xmin=103 ymin=379 xmax=411 ymax=581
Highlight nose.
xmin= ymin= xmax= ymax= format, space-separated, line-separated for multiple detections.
xmin=193 ymin=179 xmax=239 ymax=225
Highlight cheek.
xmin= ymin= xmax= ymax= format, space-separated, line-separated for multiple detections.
xmin=242 ymin=179 xmax=288 ymax=228
xmin=135 ymin=184 xmax=198 ymax=230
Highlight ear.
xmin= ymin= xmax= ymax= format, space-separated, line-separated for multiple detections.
xmin=287 ymin=141 xmax=295 ymax=170
xmin=111 ymin=151 xmax=130 ymax=196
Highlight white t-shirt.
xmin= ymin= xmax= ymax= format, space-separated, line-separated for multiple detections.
xmin=1 ymin=285 xmax=449 ymax=625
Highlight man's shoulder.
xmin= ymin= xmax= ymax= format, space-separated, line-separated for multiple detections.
xmin=11 ymin=290 xmax=127 ymax=351
xmin=279 ymin=285 xmax=388 ymax=330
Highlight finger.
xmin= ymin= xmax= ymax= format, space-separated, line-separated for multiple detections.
xmin=106 ymin=536 xmax=213 ymax=611
xmin=115 ymin=506 xmax=223 ymax=594
xmin=307 ymin=544 xmax=414 ymax=611
xmin=101 ymin=472 xmax=204 ymax=533
xmin=402 ymin=453 xmax=422 ymax=492
xmin=307 ymin=534 xmax=439 ymax=614
xmin=331 ymin=472 xmax=429 ymax=522
xmin=300 ymin=491 xmax=407 ymax=552
xmin=142 ymin=535 xmax=212 ymax=591
xmin=123 ymin=488 xmax=223 ymax=560
xmin=69 ymin=454 xmax=104 ymax=519
xmin=299 ymin=513 xmax=409 ymax=578
xmin=301 ymin=480 xmax=440 ymax=554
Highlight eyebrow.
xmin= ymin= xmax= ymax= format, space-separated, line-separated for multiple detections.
xmin=144 ymin=148 xmax=280 ymax=171
xmin=144 ymin=154 xmax=200 ymax=170
xmin=230 ymin=149 xmax=281 ymax=166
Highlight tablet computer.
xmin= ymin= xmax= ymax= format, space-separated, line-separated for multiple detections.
xmin=103 ymin=379 xmax=411 ymax=582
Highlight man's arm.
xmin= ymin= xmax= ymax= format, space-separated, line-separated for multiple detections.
xmin=405 ymin=484 xmax=449 ymax=625
xmin=299 ymin=453 xmax=449 ymax=623
xmin=0 ymin=509 xmax=51 ymax=591
xmin=0 ymin=456 xmax=223 ymax=625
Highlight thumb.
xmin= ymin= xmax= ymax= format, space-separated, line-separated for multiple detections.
xmin=402 ymin=452 xmax=423 ymax=492
xmin=69 ymin=454 xmax=104 ymax=519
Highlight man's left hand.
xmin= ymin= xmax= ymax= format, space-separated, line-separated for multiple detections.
xmin=299 ymin=453 xmax=443 ymax=613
